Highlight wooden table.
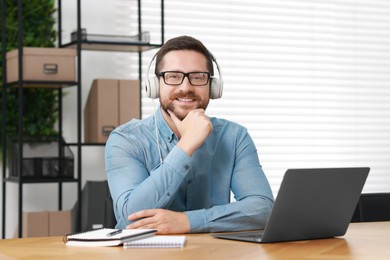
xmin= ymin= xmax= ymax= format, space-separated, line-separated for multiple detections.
xmin=0 ymin=222 xmax=389 ymax=259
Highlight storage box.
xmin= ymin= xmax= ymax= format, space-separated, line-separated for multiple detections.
xmin=9 ymin=136 xmax=74 ymax=179
xmin=84 ymin=79 xmax=140 ymax=143
xmin=22 ymin=211 xmax=49 ymax=238
xmin=49 ymin=210 xmax=72 ymax=236
xmin=22 ymin=210 xmax=72 ymax=238
xmin=6 ymin=47 xmax=76 ymax=83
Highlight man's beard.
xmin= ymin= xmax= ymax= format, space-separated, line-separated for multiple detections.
xmin=160 ymin=91 xmax=209 ymax=120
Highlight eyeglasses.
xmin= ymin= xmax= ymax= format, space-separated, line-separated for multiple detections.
xmin=159 ymin=71 xmax=210 ymax=86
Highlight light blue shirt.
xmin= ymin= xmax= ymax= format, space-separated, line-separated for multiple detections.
xmin=105 ymin=107 xmax=274 ymax=233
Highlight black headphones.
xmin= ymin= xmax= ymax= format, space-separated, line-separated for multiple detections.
xmin=145 ymin=53 xmax=224 ymax=99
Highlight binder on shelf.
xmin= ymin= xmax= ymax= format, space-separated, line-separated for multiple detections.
xmin=84 ymin=79 xmax=140 ymax=143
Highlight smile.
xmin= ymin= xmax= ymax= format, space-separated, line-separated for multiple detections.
xmin=177 ymin=98 xmax=195 ymax=102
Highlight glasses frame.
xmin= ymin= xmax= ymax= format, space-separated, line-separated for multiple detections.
xmin=159 ymin=71 xmax=211 ymax=86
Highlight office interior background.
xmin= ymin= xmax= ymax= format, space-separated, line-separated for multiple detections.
xmin=1 ymin=0 xmax=390 ymax=237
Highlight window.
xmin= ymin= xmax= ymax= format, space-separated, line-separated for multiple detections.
xmin=116 ymin=0 xmax=390 ymax=195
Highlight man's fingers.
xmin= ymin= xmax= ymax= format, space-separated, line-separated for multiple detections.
xmin=126 ymin=218 xmax=150 ymax=229
xmin=128 ymin=209 xmax=155 ymax=221
xmin=167 ymin=110 xmax=181 ymax=126
xmin=126 ymin=209 xmax=156 ymax=229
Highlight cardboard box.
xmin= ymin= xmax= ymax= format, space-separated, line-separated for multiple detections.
xmin=22 ymin=211 xmax=49 ymax=238
xmin=22 ymin=210 xmax=72 ymax=238
xmin=6 ymin=47 xmax=76 ymax=83
xmin=118 ymin=80 xmax=141 ymax=123
xmin=49 ymin=210 xmax=72 ymax=236
xmin=84 ymin=79 xmax=140 ymax=143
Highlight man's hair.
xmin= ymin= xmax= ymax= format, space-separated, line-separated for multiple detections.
xmin=154 ymin=35 xmax=214 ymax=76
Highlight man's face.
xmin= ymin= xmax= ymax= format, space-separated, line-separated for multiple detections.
xmin=159 ymin=50 xmax=210 ymax=120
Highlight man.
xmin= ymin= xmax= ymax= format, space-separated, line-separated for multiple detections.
xmin=105 ymin=35 xmax=274 ymax=234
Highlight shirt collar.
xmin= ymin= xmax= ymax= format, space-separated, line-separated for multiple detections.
xmin=155 ymin=106 xmax=177 ymax=143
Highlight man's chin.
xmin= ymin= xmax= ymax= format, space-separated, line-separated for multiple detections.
xmin=160 ymin=106 xmax=186 ymax=120
xmin=171 ymin=109 xmax=190 ymax=121
xmin=162 ymin=102 xmax=208 ymax=120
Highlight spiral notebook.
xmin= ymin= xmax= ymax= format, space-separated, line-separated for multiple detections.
xmin=64 ymin=228 xmax=157 ymax=247
xmin=123 ymin=235 xmax=187 ymax=248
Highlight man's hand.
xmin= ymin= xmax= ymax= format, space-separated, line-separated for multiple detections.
xmin=126 ymin=209 xmax=190 ymax=234
xmin=168 ymin=109 xmax=213 ymax=156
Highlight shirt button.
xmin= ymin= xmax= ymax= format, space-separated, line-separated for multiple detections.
xmin=188 ymin=180 xmax=192 ymax=185
xmin=184 ymin=165 xmax=189 ymax=170
xmin=167 ymin=192 xmax=171 ymax=196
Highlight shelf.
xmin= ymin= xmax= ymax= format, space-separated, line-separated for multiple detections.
xmin=6 ymin=80 xmax=77 ymax=88
xmin=4 ymin=176 xmax=79 ymax=184
xmin=61 ymin=41 xmax=162 ymax=52
xmin=66 ymin=142 xmax=106 ymax=146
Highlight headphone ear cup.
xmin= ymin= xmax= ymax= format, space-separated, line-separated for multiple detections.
xmin=145 ymin=76 xmax=160 ymax=99
xmin=210 ymin=77 xmax=223 ymax=99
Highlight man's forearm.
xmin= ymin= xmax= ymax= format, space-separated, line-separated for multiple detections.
xmin=112 ymin=147 xmax=192 ymax=228
xmin=185 ymin=197 xmax=274 ymax=233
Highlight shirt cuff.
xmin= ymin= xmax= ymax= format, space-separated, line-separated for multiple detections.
xmin=186 ymin=209 xmax=209 ymax=233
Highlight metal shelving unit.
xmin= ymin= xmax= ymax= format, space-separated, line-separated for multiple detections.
xmin=1 ymin=0 xmax=164 ymax=238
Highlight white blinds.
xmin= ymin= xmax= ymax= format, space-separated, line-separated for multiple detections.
xmin=115 ymin=0 xmax=390 ymax=195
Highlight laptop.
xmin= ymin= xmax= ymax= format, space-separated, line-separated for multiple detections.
xmin=212 ymin=167 xmax=369 ymax=243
